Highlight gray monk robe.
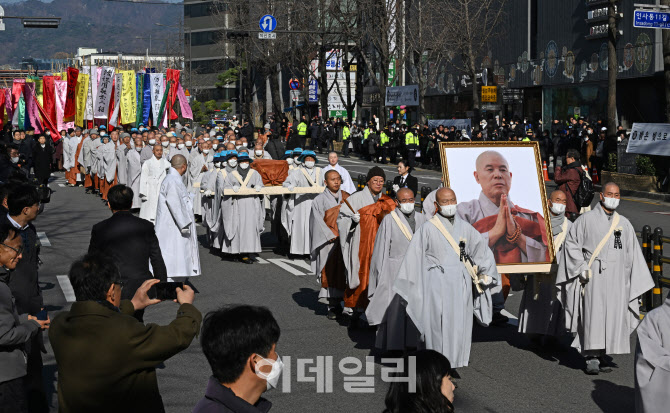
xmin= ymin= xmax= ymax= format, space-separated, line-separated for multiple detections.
xmin=116 ymin=146 xmax=128 ymax=185
xmin=556 ymin=203 xmax=654 ymax=354
xmin=126 ymin=149 xmax=142 ymax=209
xmin=212 ymin=166 xmax=232 ymax=249
xmin=200 ymin=167 xmax=219 ymax=247
xmin=188 ymin=152 xmax=213 ymax=216
xmin=282 ymin=167 xmax=324 ymax=255
xmin=635 ymin=297 xmax=670 ymax=413
xmin=518 ymin=214 xmax=572 ymax=336
xmin=367 ymin=209 xmax=427 ymax=351
xmin=309 ymin=188 xmax=348 ymax=302
xmin=393 ymin=214 xmax=499 ymax=368
xmin=221 ymin=167 xmax=265 ymax=255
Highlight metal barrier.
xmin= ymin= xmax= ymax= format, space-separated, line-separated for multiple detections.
xmin=639 ymin=226 xmax=670 ymax=311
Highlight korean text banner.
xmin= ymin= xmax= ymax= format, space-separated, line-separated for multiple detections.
xmin=626 ymin=123 xmax=670 ymax=157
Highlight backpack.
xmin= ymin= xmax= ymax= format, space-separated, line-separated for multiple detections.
xmin=570 ymin=168 xmax=595 ymax=208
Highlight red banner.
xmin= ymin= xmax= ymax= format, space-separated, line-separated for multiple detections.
xmin=42 ymin=76 xmax=57 ymax=132
xmin=0 ymin=90 xmax=6 ymax=129
xmin=64 ymin=67 xmax=79 ymax=120
xmin=28 ymin=86 xmax=59 ymax=140
xmin=166 ymin=69 xmax=180 ymax=120
xmin=12 ymin=79 xmax=25 ymax=111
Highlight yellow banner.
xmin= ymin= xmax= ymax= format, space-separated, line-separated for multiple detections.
xmin=75 ymin=73 xmax=90 ymax=127
xmin=120 ymin=70 xmax=136 ymax=125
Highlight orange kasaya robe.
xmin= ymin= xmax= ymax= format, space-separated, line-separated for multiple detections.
xmin=321 ymin=192 xmax=350 ymax=292
xmin=344 ymin=194 xmax=397 ymax=309
xmin=472 ymin=205 xmax=550 ymax=300
xmin=68 ymin=138 xmax=85 ymax=185
xmin=101 ymin=172 xmax=118 ymax=201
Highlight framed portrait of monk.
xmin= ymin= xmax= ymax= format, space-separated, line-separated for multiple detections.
xmin=439 ymin=141 xmax=554 ymax=273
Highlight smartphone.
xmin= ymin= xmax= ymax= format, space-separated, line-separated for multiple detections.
xmin=154 ymin=282 xmax=184 ymax=301
xmin=36 ymin=309 xmax=48 ymax=321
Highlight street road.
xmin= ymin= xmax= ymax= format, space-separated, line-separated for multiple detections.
xmin=37 ymin=157 xmax=670 ymax=413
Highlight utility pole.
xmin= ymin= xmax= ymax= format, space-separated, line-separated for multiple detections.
xmin=662 ymin=0 xmax=670 ymax=121
xmin=607 ymin=0 xmax=619 ymax=135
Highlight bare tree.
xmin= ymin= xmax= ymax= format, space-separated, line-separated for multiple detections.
xmin=442 ymin=0 xmax=507 ymax=113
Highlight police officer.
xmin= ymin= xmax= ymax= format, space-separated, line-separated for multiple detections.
xmin=297 ymin=116 xmax=308 ymax=148
xmin=378 ymin=126 xmax=390 ymax=164
xmin=405 ymin=124 xmax=420 ymax=168
xmin=342 ymin=122 xmax=351 ymax=157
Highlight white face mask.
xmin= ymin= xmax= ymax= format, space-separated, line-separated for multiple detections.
xmin=203 ymin=137 xmax=210 ymax=141
xmin=255 ymin=150 xmax=263 ymax=156
xmin=161 ymin=141 xmax=169 ymax=147
xmin=602 ymin=196 xmax=619 ymax=210
xmin=236 ymin=145 xmax=242 ymax=151
xmin=293 ymin=157 xmax=300 ymax=164
xmin=228 ymin=159 xmax=238 ymax=168
xmin=185 ymin=141 xmax=193 ymax=147
xmin=203 ymin=149 xmax=210 ymax=155
xmin=214 ymin=162 xmax=221 ymax=168
xmin=212 ymin=143 xmax=219 ymax=150
xmin=239 ymin=162 xmax=250 ymax=170
xmin=439 ymin=204 xmax=457 ymax=217
xmin=11 ymin=156 xmax=19 ymax=163
xmin=305 ymin=160 xmax=315 ymax=169
xmin=40 ymin=144 xmax=46 ymax=149
xmin=148 ymin=139 xmax=156 ymax=145
xmin=286 ymin=158 xmax=294 ymax=165
xmin=136 ymin=147 xmax=143 ymax=152
xmin=399 ymin=202 xmax=414 ymax=215
xmin=178 ymin=143 xmax=185 ymax=149
xmin=550 ymin=203 xmax=566 ymax=215
xmin=169 ymin=142 xmax=176 ymax=148
xmin=242 ymin=142 xmax=248 ymax=147
xmin=256 ymin=355 xmax=284 ymax=391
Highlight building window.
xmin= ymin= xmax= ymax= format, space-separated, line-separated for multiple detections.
xmin=188 ymin=30 xmax=224 ymax=46
xmin=191 ymin=59 xmax=229 ymax=74
xmin=185 ymin=2 xmax=213 ymax=18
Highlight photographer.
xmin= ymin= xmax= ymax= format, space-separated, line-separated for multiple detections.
xmin=49 ymin=252 xmax=202 ymax=413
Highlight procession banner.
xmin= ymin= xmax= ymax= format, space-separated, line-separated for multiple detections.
xmin=626 ymin=123 xmax=670 ymax=157
xmin=142 ymin=71 xmax=152 ymax=125
xmin=11 ymin=79 xmax=25 ymax=112
xmin=120 ymin=70 xmax=136 ymax=125
xmin=75 ymin=73 xmax=90 ymax=127
xmin=24 ymin=82 xmax=43 ymax=133
xmin=94 ymin=67 xmax=115 ymax=119
xmin=28 ymin=83 xmax=60 ymax=138
xmin=83 ymin=66 xmax=94 ymax=121
xmin=0 ymin=91 xmax=5 ymax=129
xmin=135 ymin=72 xmax=144 ymax=125
xmin=16 ymin=96 xmax=25 ymax=129
xmin=42 ymin=76 xmax=57 ymax=129
xmin=64 ymin=67 xmax=79 ymax=120
xmin=177 ymin=82 xmax=193 ymax=119
xmin=109 ymin=73 xmax=122 ymax=127
xmin=149 ymin=73 xmax=164 ymax=124
xmin=157 ymin=80 xmax=172 ymax=127
xmin=5 ymin=89 xmax=14 ymax=123
xmin=166 ymin=69 xmax=180 ymax=120
xmin=55 ymin=80 xmax=67 ymax=131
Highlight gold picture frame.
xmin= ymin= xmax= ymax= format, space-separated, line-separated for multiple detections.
xmin=438 ymin=141 xmax=555 ymax=274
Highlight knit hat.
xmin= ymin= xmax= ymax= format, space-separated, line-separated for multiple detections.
xmin=366 ymin=166 xmax=385 ymax=182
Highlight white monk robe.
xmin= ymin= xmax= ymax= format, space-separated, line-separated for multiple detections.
xmin=116 ymin=146 xmax=128 ymax=185
xmin=309 ymin=188 xmax=347 ymax=302
xmin=367 ymin=209 xmax=427 ymax=351
xmin=322 ymin=163 xmax=356 ymax=194
xmin=139 ymin=156 xmax=170 ymax=223
xmin=154 ymin=167 xmax=201 ymax=278
xmin=457 ymin=191 xmax=547 ymax=262
xmin=101 ymin=142 xmax=117 ymax=184
xmin=200 ymin=167 xmax=219 ymax=247
xmin=188 ymin=152 xmax=213 ymax=216
xmin=186 ymin=148 xmax=202 ymax=187
xmin=140 ymin=144 xmax=154 ymax=165
xmin=556 ymin=203 xmax=654 ymax=355
xmin=635 ymin=296 xmax=670 ymax=413
xmin=518 ymin=214 xmax=572 ymax=336
xmin=282 ymin=167 xmax=324 ymax=255
xmin=126 ymin=148 xmax=142 ymax=208
xmin=212 ymin=165 xmax=232 ymax=249
xmin=393 ymin=214 xmax=499 ymax=368
xmin=221 ymin=167 xmax=265 ymax=254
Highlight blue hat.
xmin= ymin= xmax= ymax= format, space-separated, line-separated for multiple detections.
xmin=238 ymin=152 xmax=253 ymax=163
xmin=131 ymin=128 xmax=139 ymax=132
xmin=225 ymin=150 xmax=239 ymax=161
xmin=138 ymin=123 xmax=145 ymax=127
xmin=217 ymin=135 xmax=224 ymax=141
xmin=292 ymin=148 xmax=303 ymax=156
xmin=299 ymin=150 xmax=318 ymax=163
xmin=282 ymin=150 xmax=293 ymax=159
xmin=99 ymin=125 xmax=106 ymax=130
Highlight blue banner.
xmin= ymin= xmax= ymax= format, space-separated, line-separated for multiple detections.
xmin=142 ymin=72 xmax=152 ymax=125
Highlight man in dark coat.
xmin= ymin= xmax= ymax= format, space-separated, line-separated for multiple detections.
xmin=554 ymin=149 xmax=582 ymax=219
xmin=49 ymin=253 xmax=202 ymax=413
xmin=31 ymin=135 xmax=53 ymax=186
xmin=88 ymin=185 xmax=167 ymax=318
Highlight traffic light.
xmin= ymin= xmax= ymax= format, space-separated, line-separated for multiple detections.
xmin=226 ymin=31 xmax=249 ymax=40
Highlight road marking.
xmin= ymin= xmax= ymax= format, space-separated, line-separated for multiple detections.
xmin=501 ymin=309 xmax=519 ymax=326
xmin=267 ymin=258 xmax=311 ymax=276
xmin=57 ymin=275 xmax=76 ymax=302
xmin=256 ymin=257 xmax=270 ymax=264
xmin=650 ymin=211 xmax=670 ymax=215
xmin=622 ymin=197 xmax=663 ymax=206
xmin=37 ymin=232 xmax=51 ymax=246
xmin=58 ymin=184 xmax=66 ymax=187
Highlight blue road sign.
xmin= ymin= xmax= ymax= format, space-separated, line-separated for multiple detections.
xmin=634 ymin=10 xmax=670 ymax=29
xmin=259 ymin=14 xmax=277 ymax=32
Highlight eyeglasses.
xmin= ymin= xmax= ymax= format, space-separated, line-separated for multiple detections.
xmin=0 ymin=243 xmax=23 ymax=256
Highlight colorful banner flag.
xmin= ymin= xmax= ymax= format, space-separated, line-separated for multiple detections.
xmin=157 ymin=80 xmax=172 ymax=127
xmin=42 ymin=76 xmax=57 ymax=130
xmin=135 ymin=72 xmax=144 ymax=125
xmin=177 ymin=83 xmax=193 ymax=120
xmin=5 ymin=89 xmax=13 ymax=123
xmin=120 ymin=70 xmax=136 ymax=125
xmin=166 ymin=69 xmax=180 ymax=120
xmin=149 ymin=73 xmax=164 ymax=125
xmin=142 ymin=73 xmax=152 ymax=125
xmin=24 ymin=82 xmax=43 ymax=133
xmin=64 ymin=67 xmax=79 ymax=120
xmin=83 ymin=67 xmax=94 ymax=121
xmin=109 ymin=73 xmax=122 ymax=127
xmin=12 ymin=79 xmax=25 ymax=112
xmin=0 ymin=90 xmax=6 ymax=129
xmin=94 ymin=67 xmax=115 ymax=119
xmin=55 ymin=80 xmax=67 ymax=131
xmin=75 ymin=73 xmax=90 ymax=128
xmin=27 ymin=83 xmax=59 ymax=139
xmin=17 ymin=96 xmax=25 ymax=130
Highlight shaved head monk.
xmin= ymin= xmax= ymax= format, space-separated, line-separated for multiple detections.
xmin=457 ymin=150 xmax=549 ymax=324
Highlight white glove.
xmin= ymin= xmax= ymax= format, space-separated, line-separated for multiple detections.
xmin=286 ymin=183 xmax=295 ymax=191
xmin=579 ymin=270 xmax=591 ymax=284
xmin=181 ymin=228 xmax=190 ymax=235
xmin=477 ymin=274 xmax=492 ymax=286
xmin=392 ymin=184 xmax=400 ymax=192
xmin=233 ymin=185 xmax=240 ymax=193
xmin=352 ymin=213 xmax=361 ymax=223
xmin=140 ymin=195 xmax=147 ymax=202
xmin=255 ymin=185 xmax=262 ymax=192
